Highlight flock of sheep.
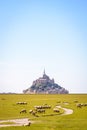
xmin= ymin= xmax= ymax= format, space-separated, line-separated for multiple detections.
xmin=16 ymin=102 xmax=27 ymax=105
xmin=74 ymin=100 xmax=87 ymax=108
xmin=16 ymin=100 xmax=87 ymax=126
xmin=17 ymin=100 xmax=87 ymax=114
xmin=16 ymin=102 xmax=60 ymax=118
xmin=76 ymin=103 xmax=87 ymax=108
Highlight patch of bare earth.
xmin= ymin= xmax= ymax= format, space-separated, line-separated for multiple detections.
xmin=0 ymin=118 xmax=31 ymax=127
xmin=56 ymin=106 xmax=73 ymax=115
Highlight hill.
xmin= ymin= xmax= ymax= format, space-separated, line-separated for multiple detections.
xmin=23 ymin=70 xmax=69 ymax=94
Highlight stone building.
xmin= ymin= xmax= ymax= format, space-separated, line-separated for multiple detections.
xmin=23 ymin=70 xmax=69 ymax=94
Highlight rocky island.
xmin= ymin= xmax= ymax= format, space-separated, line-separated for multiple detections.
xmin=23 ymin=70 xmax=69 ymax=94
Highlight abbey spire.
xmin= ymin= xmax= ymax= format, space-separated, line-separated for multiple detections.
xmin=43 ymin=69 xmax=46 ymax=75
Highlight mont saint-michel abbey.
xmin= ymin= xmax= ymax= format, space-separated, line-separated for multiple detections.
xmin=23 ymin=70 xmax=69 ymax=94
xmin=33 ymin=70 xmax=54 ymax=86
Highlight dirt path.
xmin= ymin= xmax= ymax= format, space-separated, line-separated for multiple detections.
xmin=61 ymin=107 xmax=73 ymax=115
xmin=0 ymin=118 xmax=30 ymax=127
xmin=56 ymin=105 xmax=73 ymax=115
xmin=0 ymin=106 xmax=73 ymax=127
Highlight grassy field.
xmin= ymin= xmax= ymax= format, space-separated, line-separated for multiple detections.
xmin=0 ymin=94 xmax=87 ymax=130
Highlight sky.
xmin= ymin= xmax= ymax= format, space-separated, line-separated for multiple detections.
xmin=0 ymin=0 xmax=87 ymax=93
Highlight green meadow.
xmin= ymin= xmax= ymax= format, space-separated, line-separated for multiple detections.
xmin=0 ymin=94 xmax=87 ymax=130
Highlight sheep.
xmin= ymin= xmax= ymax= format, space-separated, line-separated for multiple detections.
xmin=24 ymin=121 xmax=31 ymax=126
xmin=29 ymin=110 xmax=38 ymax=117
xmin=32 ymin=111 xmax=37 ymax=115
xmin=53 ymin=108 xmax=60 ymax=113
xmin=76 ymin=103 xmax=82 ymax=108
xmin=34 ymin=106 xmax=42 ymax=109
xmin=76 ymin=103 xmax=87 ymax=108
xmin=37 ymin=109 xmax=45 ymax=113
xmin=34 ymin=105 xmax=51 ymax=109
xmin=29 ymin=110 xmax=33 ymax=114
xmin=83 ymin=103 xmax=87 ymax=106
xmin=23 ymin=102 xmax=27 ymax=105
xmin=20 ymin=109 xmax=27 ymax=114
xmin=16 ymin=102 xmax=27 ymax=105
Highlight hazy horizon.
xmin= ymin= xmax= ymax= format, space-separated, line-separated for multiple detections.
xmin=0 ymin=0 xmax=87 ymax=94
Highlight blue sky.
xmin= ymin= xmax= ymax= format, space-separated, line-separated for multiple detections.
xmin=0 ymin=0 xmax=87 ymax=93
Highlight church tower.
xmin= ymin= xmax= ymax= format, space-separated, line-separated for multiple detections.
xmin=43 ymin=69 xmax=49 ymax=79
xmin=43 ymin=69 xmax=46 ymax=75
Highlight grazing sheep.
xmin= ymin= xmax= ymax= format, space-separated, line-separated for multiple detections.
xmin=16 ymin=102 xmax=27 ymax=105
xmin=32 ymin=111 xmax=37 ymax=116
xmin=83 ymin=103 xmax=87 ymax=106
xmin=24 ymin=122 xmax=31 ymax=126
xmin=76 ymin=103 xmax=82 ymax=108
xmin=34 ymin=106 xmax=43 ymax=109
xmin=20 ymin=109 xmax=27 ymax=114
xmin=34 ymin=105 xmax=51 ymax=109
xmin=53 ymin=108 xmax=60 ymax=113
xmin=29 ymin=110 xmax=38 ymax=117
xmin=37 ymin=109 xmax=45 ymax=113
xmin=76 ymin=103 xmax=87 ymax=108
xmin=23 ymin=102 xmax=27 ymax=105
xmin=29 ymin=110 xmax=33 ymax=114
